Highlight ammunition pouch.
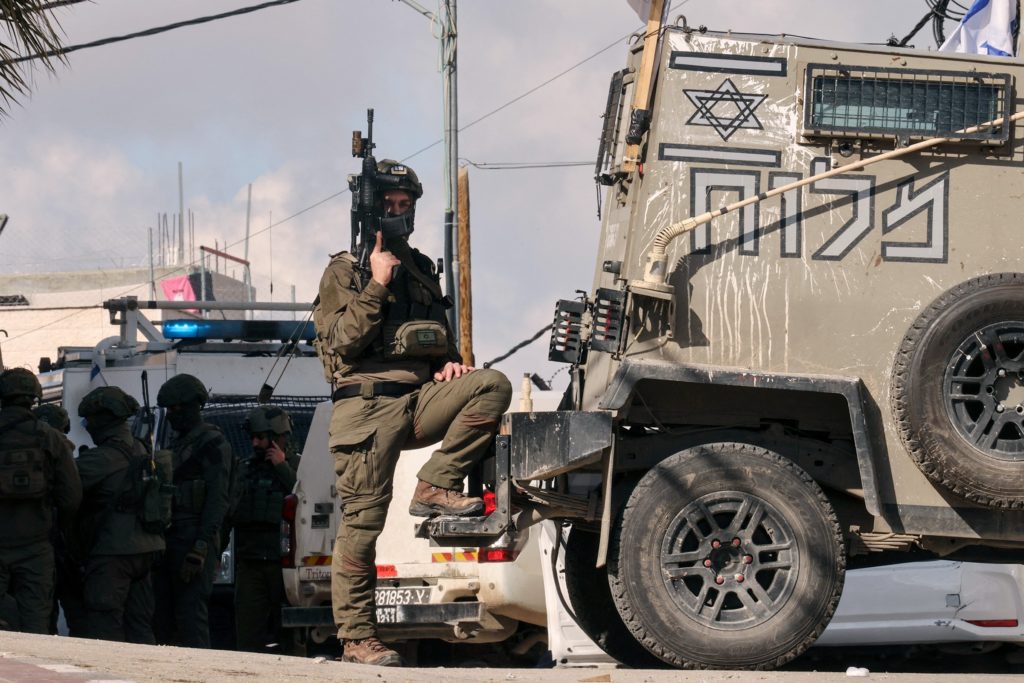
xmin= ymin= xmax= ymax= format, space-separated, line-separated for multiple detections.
xmin=174 ymin=479 xmax=207 ymax=517
xmin=0 ymin=447 xmax=48 ymax=500
xmin=383 ymin=320 xmax=448 ymax=360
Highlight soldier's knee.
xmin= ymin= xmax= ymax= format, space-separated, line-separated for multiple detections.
xmin=474 ymin=369 xmax=512 ymax=403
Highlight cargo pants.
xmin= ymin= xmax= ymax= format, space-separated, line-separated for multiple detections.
xmin=330 ymin=368 xmax=512 ymax=640
xmin=234 ymin=559 xmax=284 ymax=651
xmin=152 ymin=532 xmax=220 ymax=648
xmin=81 ymin=553 xmax=158 ymax=643
xmin=0 ymin=540 xmax=55 ymax=634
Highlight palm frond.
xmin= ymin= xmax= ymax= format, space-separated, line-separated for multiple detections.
xmin=0 ymin=0 xmax=70 ymax=118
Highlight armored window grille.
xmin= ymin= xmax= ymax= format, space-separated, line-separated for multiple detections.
xmin=804 ymin=64 xmax=1011 ymax=143
xmin=157 ymin=394 xmax=327 ymax=457
xmin=595 ymin=68 xmax=630 ymax=184
xmin=0 ymin=294 xmax=29 ymax=307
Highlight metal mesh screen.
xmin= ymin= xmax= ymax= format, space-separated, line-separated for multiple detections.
xmin=203 ymin=394 xmax=327 ymax=458
xmin=804 ymin=63 xmax=1011 ymax=142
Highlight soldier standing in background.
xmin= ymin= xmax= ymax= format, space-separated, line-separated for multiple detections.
xmin=0 ymin=368 xmax=81 ymax=634
xmin=75 ymin=386 xmax=165 ymax=643
xmin=230 ymin=406 xmax=299 ymax=651
xmin=32 ymin=403 xmax=85 ymax=636
xmin=152 ymin=374 xmax=232 ymax=648
xmin=314 ymin=160 xmax=512 ymax=666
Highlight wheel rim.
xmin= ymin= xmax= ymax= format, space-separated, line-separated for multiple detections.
xmin=660 ymin=491 xmax=799 ymax=631
xmin=944 ymin=321 xmax=1024 ymax=461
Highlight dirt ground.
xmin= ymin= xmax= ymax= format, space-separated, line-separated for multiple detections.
xmin=0 ymin=632 xmax=1020 ymax=683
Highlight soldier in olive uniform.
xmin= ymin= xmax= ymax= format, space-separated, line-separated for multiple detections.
xmin=0 ymin=368 xmax=81 ymax=634
xmin=314 ymin=160 xmax=512 ymax=666
xmin=152 ymin=374 xmax=233 ymax=648
xmin=230 ymin=406 xmax=299 ymax=651
xmin=75 ymin=386 xmax=166 ymax=643
xmin=33 ymin=403 xmax=85 ymax=636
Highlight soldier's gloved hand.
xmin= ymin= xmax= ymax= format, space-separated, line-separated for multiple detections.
xmin=179 ymin=540 xmax=208 ymax=583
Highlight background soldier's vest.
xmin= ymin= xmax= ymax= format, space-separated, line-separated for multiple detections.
xmin=0 ymin=416 xmax=49 ymax=501
xmin=172 ymin=423 xmax=227 ymax=521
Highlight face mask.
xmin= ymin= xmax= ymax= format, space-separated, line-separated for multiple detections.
xmin=380 ymin=209 xmax=415 ymax=240
xmin=166 ymin=404 xmax=201 ymax=433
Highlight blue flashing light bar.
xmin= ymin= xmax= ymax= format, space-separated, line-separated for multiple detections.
xmin=162 ymin=319 xmax=315 ymax=343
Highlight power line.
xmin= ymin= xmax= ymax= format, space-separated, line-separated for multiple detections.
xmin=1 ymin=0 xmax=305 ymax=66
xmin=461 ymin=158 xmax=591 ymax=170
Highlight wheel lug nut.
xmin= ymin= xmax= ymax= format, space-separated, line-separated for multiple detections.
xmin=711 ymin=539 xmax=721 ymax=549
xmin=999 ymin=368 xmax=1007 ymax=378
xmin=997 ymin=403 xmax=1006 ymax=413
xmin=742 ymin=554 xmax=753 ymax=564
xmin=731 ymin=537 xmax=741 ymax=547
xmin=715 ymin=575 xmax=725 ymax=585
xmin=703 ymin=559 xmax=713 ymax=568
xmin=734 ymin=574 xmax=745 ymax=583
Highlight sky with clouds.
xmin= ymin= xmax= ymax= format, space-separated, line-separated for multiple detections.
xmin=1 ymin=0 xmax=939 ymax=386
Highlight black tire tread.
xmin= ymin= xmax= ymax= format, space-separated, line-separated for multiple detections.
xmin=606 ymin=441 xmax=846 ymax=670
xmin=891 ymin=272 xmax=1024 ymax=509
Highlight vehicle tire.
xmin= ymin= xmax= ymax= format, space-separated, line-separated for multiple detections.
xmin=562 ymin=526 xmax=666 ymax=669
xmin=891 ymin=273 xmax=1024 ymax=508
xmin=607 ymin=442 xmax=845 ymax=670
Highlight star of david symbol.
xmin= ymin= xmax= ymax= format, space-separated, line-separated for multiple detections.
xmin=684 ymin=78 xmax=767 ymax=141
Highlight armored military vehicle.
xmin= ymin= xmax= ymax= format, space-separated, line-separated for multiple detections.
xmin=425 ymin=21 xmax=1024 ymax=670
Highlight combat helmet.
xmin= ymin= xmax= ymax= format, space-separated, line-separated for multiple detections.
xmin=156 ymin=374 xmax=209 ymax=408
xmin=79 ymin=386 xmax=140 ymax=420
xmin=377 ymin=159 xmax=423 ymax=200
xmin=34 ymin=404 xmax=71 ymax=433
xmin=0 ymin=368 xmax=42 ymax=402
xmin=244 ymin=405 xmax=293 ymax=436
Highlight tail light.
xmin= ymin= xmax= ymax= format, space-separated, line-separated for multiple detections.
xmin=377 ymin=564 xmax=397 ymax=578
xmin=281 ymin=493 xmax=299 ymax=568
xmin=478 ymin=548 xmax=519 ymax=563
xmin=966 ymin=619 xmax=1019 ymax=627
xmin=483 ymin=490 xmax=497 ymax=516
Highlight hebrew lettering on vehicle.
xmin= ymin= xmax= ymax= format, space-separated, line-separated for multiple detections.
xmin=808 ymin=158 xmax=876 ymax=261
xmin=659 ymin=149 xmax=948 ymax=264
xmin=881 ymin=173 xmax=950 ymax=263
xmin=688 ymin=169 xmax=760 ymax=255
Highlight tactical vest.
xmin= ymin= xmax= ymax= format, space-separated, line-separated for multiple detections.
xmin=314 ymin=248 xmax=451 ymax=383
xmin=233 ymin=457 xmax=289 ymax=527
xmin=0 ymin=416 xmax=49 ymax=500
xmin=172 ymin=423 xmax=226 ymax=518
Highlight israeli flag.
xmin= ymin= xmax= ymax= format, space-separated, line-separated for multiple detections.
xmin=940 ymin=0 xmax=1018 ymax=57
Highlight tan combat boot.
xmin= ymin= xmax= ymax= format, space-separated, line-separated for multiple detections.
xmin=408 ymin=479 xmax=484 ymax=517
xmin=340 ymin=637 xmax=403 ymax=666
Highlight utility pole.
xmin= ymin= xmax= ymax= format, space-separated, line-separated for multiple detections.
xmin=441 ymin=0 xmax=460 ymax=348
xmin=395 ymin=0 xmax=461 ymax=347
xmin=177 ymin=162 xmax=185 ymax=265
xmin=457 ymin=166 xmax=473 ymax=365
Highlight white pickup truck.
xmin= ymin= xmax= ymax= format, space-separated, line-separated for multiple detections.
xmin=281 ymin=391 xmax=561 ymax=658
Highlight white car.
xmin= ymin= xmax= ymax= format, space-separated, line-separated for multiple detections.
xmin=544 ymin=538 xmax=1024 ymax=666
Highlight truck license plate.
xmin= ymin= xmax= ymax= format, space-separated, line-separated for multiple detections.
xmin=375 ymin=587 xmax=429 ymax=624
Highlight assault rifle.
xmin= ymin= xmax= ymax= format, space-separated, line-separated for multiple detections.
xmin=132 ymin=370 xmax=156 ymax=448
xmin=349 ymin=108 xmax=405 ymax=286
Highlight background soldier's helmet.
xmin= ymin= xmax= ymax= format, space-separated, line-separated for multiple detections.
xmin=156 ymin=374 xmax=209 ymax=408
xmin=0 ymin=368 xmax=42 ymax=401
xmin=34 ymin=404 xmax=71 ymax=433
xmin=244 ymin=405 xmax=293 ymax=436
xmin=78 ymin=386 xmax=140 ymax=420
xmin=376 ymin=159 xmax=423 ymax=200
